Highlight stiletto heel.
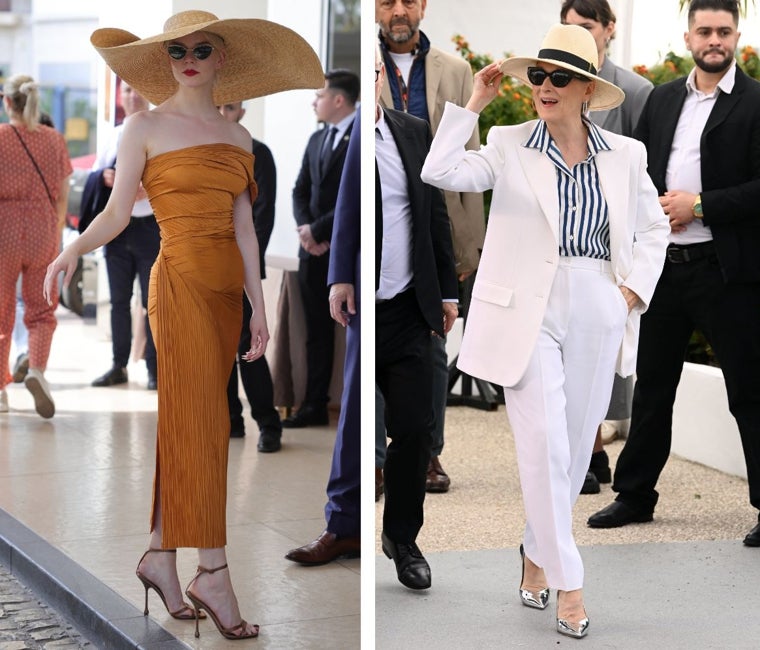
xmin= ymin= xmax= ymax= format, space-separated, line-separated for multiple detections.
xmin=556 ymin=591 xmax=589 ymax=639
xmin=519 ymin=544 xmax=549 ymax=609
xmin=185 ymin=564 xmax=259 ymax=640
xmin=135 ymin=549 xmax=205 ymax=620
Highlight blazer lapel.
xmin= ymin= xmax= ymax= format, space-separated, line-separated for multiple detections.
xmin=596 ymin=148 xmax=629 ymax=270
xmin=516 ymin=145 xmax=560 ymax=244
xmin=703 ymin=69 xmax=745 ymax=138
xmin=425 ymin=49 xmax=444 ymax=130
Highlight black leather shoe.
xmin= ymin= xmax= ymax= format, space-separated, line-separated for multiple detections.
xmin=147 ymin=375 xmax=157 ymax=390
xmin=580 ymin=471 xmax=600 ymax=495
xmin=257 ymin=429 xmax=282 ymax=453
xmin=589 ymin=450 xmax=611 ymax=483
xmin=281 ymin=405 xmax=329 ymax=428
xmin=91 ymin=366 xmax=128 ymax=387
xmin=381 ymin=531 xmax=431 ymax=590
xmin=587 ymin=500 xmax=653 ymax=528
xmin=743 ymin=522 xmax=760 ymax=547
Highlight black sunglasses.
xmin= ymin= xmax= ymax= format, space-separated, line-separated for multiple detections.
xmin=167 ymin=43 xmax=215 ymax=60
xmin=526 ymin=66 xmax=589 ymax=88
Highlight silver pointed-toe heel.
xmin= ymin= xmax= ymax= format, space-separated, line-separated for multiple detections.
xmin=519 ymin=544 xmax=549 ymax=610
xmin=557 ymin=614 xmax=589 ymax=639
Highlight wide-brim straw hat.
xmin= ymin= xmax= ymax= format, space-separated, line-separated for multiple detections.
xmin=91 ymin=10 xmax=325 ymax=105
xmin=499 ymin=24 xmax=624 ymax=111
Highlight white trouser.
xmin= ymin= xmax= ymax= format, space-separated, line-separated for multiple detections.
xmin=504 ymin=257 xmax=628 ymax=591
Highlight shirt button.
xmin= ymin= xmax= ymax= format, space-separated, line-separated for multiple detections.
xmin=569 ymin=235 xmax=575 ymax=241
xmin=572 ymin=205 xmax=577 ymax=211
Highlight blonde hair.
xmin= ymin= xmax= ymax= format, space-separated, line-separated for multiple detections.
xmin=3 ymin=74 xmax=41 ymax=131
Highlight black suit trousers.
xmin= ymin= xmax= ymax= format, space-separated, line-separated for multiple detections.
xmin=376 ymin=289 xmax=434 ymax=543
xmin=297 ymin=254 xmax=334 ymax=408
xmin=613 ymin=252 xmax=760 ymax=514
xmin=104 ymin=216 xmax=160 ymax=375
xmin=227 ymin=293 xmax=281 ymax=433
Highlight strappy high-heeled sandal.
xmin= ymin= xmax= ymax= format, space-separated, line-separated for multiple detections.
xmin=185 ymin=563 xmax=259 ymax=640
xmin=135 ymin=549 xmax=206 ymax=620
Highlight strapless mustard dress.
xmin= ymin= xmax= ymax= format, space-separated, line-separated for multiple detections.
xmin=143 ymin=144 xmax=257 ymax=548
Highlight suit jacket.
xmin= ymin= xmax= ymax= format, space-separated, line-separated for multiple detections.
xmin=292 ymin=117 xmax=355 ymax=260
xmin=328 ymin=112 xmax=360 ymax=291
xmin=377 ymin=108 xmax=458 ymax=337
xmin=635 ymin=66 xmax=760 ymax=283
xmin=591 ymin=57 xmax=653 ymax=137
xmin=421 ymin=103 xmax=670 ymax=386
xmin=380 ymin=43 xmax=485 ymax=277
xmin=251 ymin=138 xmax=276 ymax=279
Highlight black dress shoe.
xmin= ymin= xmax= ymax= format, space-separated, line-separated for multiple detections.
xmin=743 ymin=522 xmax=760 ymax=547
xmin=580 ymin=471 xmax=600 ymax=495
xmin=589 ymin=450 xmax=611 ymax=483
xmin=257 ymin=429 xmax=282 ymax=453
xmin=92 ymin=366 xmax=128 ymax=387
xmin=147 ymin=375 xmax=157 ymax=390
xmin=281 ymin=405 xmax=329 ymax=428
xmin=587 ymin=500 xmax=653 ymax=528
xmin=381 ymin=531 xmax=431 ymax=590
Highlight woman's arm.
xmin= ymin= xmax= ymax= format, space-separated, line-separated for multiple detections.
xmin=44 ymin=112 xmax=150 ymax=304
xmin=56 ymin=174 xmax=70 ymax=233
xmin=232 ymin=190 xmax=269 ymax=361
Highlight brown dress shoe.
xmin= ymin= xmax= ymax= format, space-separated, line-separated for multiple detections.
xmin=284 ymin=531 xmax=360 ymax=565
xmin=426 ymin=456 xmax=451 ymax=493
xmin=375 ymin=467 xmax=384 ymax=502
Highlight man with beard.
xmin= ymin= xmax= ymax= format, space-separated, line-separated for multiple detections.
xmin=588 ymin=0 xmax=760 ymax=549
xmin=376 ymin=0 xmax=484 ymax=497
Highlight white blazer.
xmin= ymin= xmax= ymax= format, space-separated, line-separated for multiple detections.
xmin=421 ymin=102 xmax=669 ymax=387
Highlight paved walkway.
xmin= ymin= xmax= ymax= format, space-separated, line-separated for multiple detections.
xmin=375 ymin=403 xmax=760 ymax=648
xmin=0 ymin=309 xmax=359 ymax=649
xmin=0 ymin=563 xmax=90 ymax=649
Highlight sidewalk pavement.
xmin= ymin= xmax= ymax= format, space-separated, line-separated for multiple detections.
xmin=1 ymin=309 xmax=360 ymax=649
xmin=376 ymin=402 xmax=760 ymax=648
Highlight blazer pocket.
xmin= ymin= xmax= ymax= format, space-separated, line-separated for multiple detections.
xmin=472 ymin=281 xmax=514 ymax=307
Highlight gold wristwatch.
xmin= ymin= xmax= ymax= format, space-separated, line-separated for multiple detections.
xmin=692 ymin=194 xmax=703 ymax=219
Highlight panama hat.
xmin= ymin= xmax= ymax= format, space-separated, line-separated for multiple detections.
xmin=499 ymin=24 xmax=624 ymax=111
xmin=90 ymin=10 xmax=325 ymax=106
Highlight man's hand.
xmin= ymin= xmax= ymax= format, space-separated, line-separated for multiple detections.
xmin=297 ymin=224 xmax=330 ymax=255
xmin=442 ymin=302 xmax=459 ymax=335
xmin=659 ymin=190 xmax=698 ymax=234
xmin=329 ymin=283 xmax=355 ymax=326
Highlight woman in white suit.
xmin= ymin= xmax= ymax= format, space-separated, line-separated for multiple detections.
xmin=421 ymin=24 xmax=669 ymax=639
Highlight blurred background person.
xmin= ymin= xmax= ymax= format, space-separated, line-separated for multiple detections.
xmin=285 ymin=69 xmax=359 ymax=428
xmin=0 ymin=75 xmax=71 ymax=418
xmin=220 ymin=100 xmax=283 ymax=452
xmin=560 ymin=0 xmax=654 ymax=495
xmin=88 ymin=82 xmax=160 ymax=390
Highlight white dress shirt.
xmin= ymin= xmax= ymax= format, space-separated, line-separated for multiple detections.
xmin=666 ymin=63 xmax=736 ymax=245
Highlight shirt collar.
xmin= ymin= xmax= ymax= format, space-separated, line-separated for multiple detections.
xmin=375 ymin=107 xmax=390 ymax=140
xmin=523 ymin=117 xmax=612 ymax=156
xmin=686 ymin=60 xmax=736 ymax=97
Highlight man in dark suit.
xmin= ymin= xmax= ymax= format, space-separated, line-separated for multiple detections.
xmin=285 ymin=69 xmax=359 ymax=428
xmin=219 ymin=101 xmax=283 ymax=452
xmin=588 ymin=0 xmax=760 ymax=548
xmin=285 ymin=111 xmax=361 ymax=565
xmin=375 ymin=45 xmax=458 ymax=590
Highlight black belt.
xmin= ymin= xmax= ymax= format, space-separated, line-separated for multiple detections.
xmin=666 ymin=241 xmax=715 ymax=264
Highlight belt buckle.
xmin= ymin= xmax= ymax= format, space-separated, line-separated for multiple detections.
xmin=667 ymin=248 xmax=686 ymax=264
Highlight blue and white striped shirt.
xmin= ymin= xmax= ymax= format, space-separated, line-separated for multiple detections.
xmin=524 ymin=119 xmax=612 ymax=260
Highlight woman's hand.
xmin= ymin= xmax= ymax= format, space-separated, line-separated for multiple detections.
xmin=620 ymin=286 xmax=641 ymax=314
xmin=466 ymin=61 xmax=505 ymax=114
xmin=43 ymin=246 xmax=79 ymax=306
xmin=241 ymin=309 xmax=270 ymax=362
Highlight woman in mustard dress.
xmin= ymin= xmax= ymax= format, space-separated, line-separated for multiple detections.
xmin=44 ymin=10 xmax=323 ymax=641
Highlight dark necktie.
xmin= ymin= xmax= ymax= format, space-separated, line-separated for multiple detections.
xmin=320 ymin=126 xmax=337 ymax=174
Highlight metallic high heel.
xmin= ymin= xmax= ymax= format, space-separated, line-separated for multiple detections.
xmin=136 ymin=549 xmax=205 ymax=620
xmin=556 ymin=592 xmax=589 ymax=639
xmin=519 ymin=544 xmax=549 ymax=609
